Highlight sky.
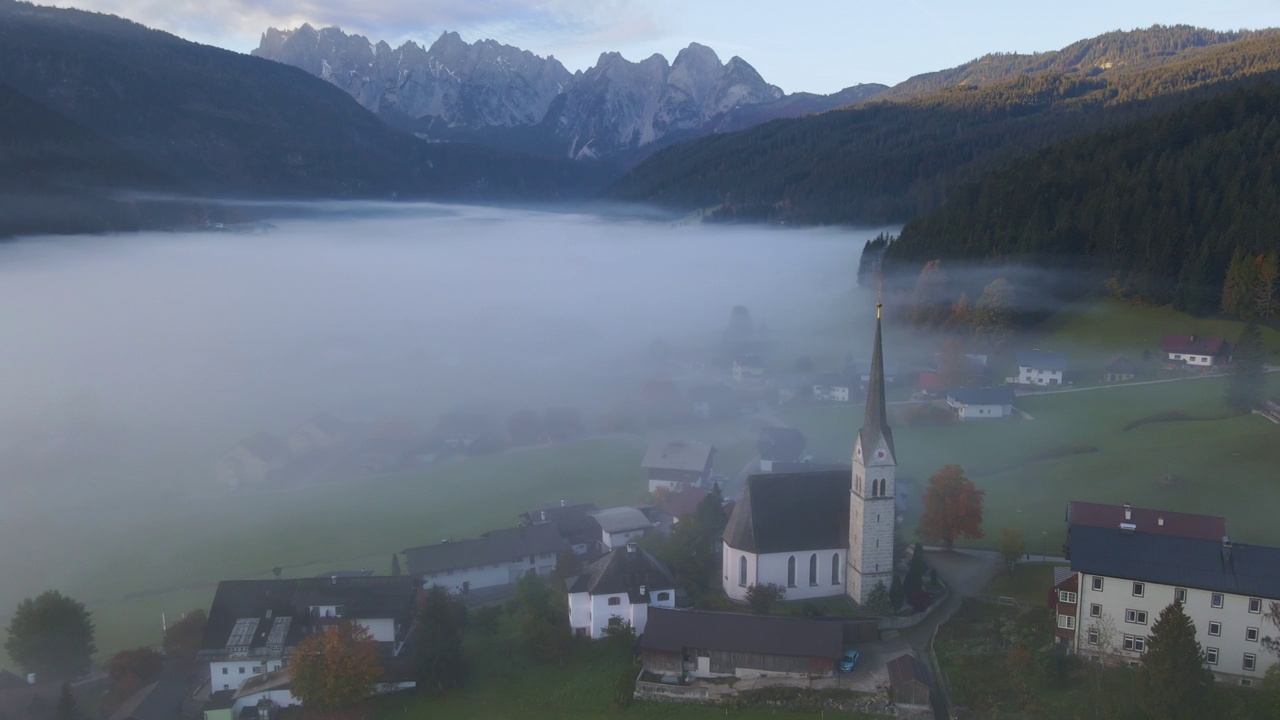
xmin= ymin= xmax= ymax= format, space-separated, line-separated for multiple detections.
xmin=41 ymin=0 xmax=1280 ymax=96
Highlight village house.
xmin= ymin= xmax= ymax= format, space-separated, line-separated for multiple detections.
xmin=642 ymin=440 xmax=716 ymax=493
xmin=216 ymin=432 xmax=289 ymax=489
xmin=946 ymin=387 xmax=1015 ymax=420
xmin=402 ymin=523 xmax=562 ymax=594
xmin=654 ymin=486 xmax=710 ymax=523
xmin=197 ymin=576 xmax=416 ymax=693
xmin=567 ymin=544 xmax=676 ymax=638
xmin=756 ymin=427 xmax=807 ymax=472
xmin=1014 ymin=351 xmax=1066 ymax=386
xmin=812 ymin=369 xmax=855 ymax=402
xmin=639 ymin=607 xmax=843 ymax=678
xmin=519 ymin=502 xmax=600 ymax=555
xmin=1055 ymin=503 xmax=1278 ymax=685
xmin=1103 ymin=355 xmax=1137 ymax=383
xmin=886 ymin=653 xmax=934 ymax=717
xmin=588 ymin=507 xmax=656 ymax=550
xmin=1162 ymin=335 xmax=1231 ymax=367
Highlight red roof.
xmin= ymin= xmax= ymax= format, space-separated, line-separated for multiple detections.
xmin=659 ymin=486 xmax=710 ymax=519
xmin=1066 ymin=501 xmax=1225 ymax=541
xmin=1161 ymin=335 xmax=1228 ymax=356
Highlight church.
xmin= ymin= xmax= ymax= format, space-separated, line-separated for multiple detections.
xmin=722 ymin=304 xmax=897 ymax=605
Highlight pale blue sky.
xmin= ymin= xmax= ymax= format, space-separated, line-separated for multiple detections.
xmin=50 ymin=0 xmax=1280 ymax=93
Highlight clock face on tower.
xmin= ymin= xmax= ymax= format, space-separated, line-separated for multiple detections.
xmin=875 ymin=448 xmax=887 ymax=461
xmin=855 ymin=445 xmax=862 ymax=458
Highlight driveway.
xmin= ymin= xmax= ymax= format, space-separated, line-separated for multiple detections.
xmin=900 ymin=549 xmax=1001 ymax=652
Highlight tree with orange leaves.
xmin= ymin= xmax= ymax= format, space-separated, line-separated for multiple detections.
xmin=918 ymin=464 xmax=985 ymax=550
xmin=289 ymin=621 xmax=381 ymax=712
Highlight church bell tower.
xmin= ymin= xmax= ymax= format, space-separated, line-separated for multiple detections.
xmin=846 ymin=302 xmax=896 ymax=605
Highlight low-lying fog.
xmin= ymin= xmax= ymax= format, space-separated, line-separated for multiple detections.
xmin=0 ymin=201 xmax=894 ymax=655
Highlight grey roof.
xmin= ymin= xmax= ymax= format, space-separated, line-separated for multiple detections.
xmin=1015 ymin=351 xmax=1067 ymax=372
xmin=0 ymin=673 xmax=23 ymax=692
xmin=641 ymin=608 xmax=842 ymax=660
xmin=0 ymin=684 xmax=59 ymax=720
xmin=589 ymin=507 xmax=653 ymax=534
xmin=947 ymin=387 xmax=1014 ymax=406
xmin=641 ymin=440 xmax=715 ymax=473
xmin=403 ymin=523 xmax=563 ymax=575
xmin=1052 ymin=566 xmax=1075 ymax=587
xmin=1069 ymin=525 xmax=1280 ymax=598
xmin=762 ymin=462 xmax=851 ymax=474
xmin=757 ymin=427 xmax=806 ymax=463
xmin=723 ymin=471 xmax=849 ymax=554
xmin=519 ymin=503 xmax=600 ymax=544
xmin=860 ymin=314 xmax=896 ymax=459
xmin=107 ymin=680 xmax=189 ymax=720
xmin=231 ymin=668 xmax=290 ymax=700
xmin=567 ymin=546 xmax=676 ymax=602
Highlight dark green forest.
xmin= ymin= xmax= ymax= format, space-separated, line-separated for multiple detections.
xmin=886 ymin=80 xmax=1280 ymax=313
xmin=608 ymin=30 xmax=1280 ymax=226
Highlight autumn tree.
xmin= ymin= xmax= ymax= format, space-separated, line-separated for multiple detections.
xmin=1137 ymin=602 xmax=1213 ymax=720
xmin=1254 ymin=251 xmax=1279 ymax=319
xmin=970 ymin=278 xmax=1013 ymax=349
xmin=910 ymin=259 xmax=951 ymax=330
xmin=289 ymin=621 xmax=382 ymax=711
xmin=745 ymin=583 xmax=786 ymax=614
xmin=412 ymin=585 xmax=467 ymax=694
xmin=100 ymin=648 xmax=164 ymax=717
xmin=918 ymin=465 xmax=985 ymax=550
xmin=998 ymin=528 xmax=1026 ymax=573
xmin=1226 ymin=321 xmax=1265 ymax=413
xmin=162 ymin=609 xmax=207 ymax=669
xmin=936 ymin=338 xmax=974 ymax=390
xmin=4 ymin=591 xmax=95 ymax=679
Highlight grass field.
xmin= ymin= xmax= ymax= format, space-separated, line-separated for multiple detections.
xmin=981 ymin=562 xmax=1067 ymax=607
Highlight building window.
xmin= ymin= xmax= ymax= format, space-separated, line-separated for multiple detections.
xmin=831 ymin=553 xmax=840 ymax=585
xmin=1123 ymin=635 xmax=1146 ymax=653
xmin=1211 ymin=593 xmax=1224 ymax=609
xmin=1125 ymin=609 xmax=1148 ymax=625
xmin=787 ymin=556 xmax=796 ymax=588
xmin=1059 ymin=591 xmax=1077 ymax=604
xmin=221 ymin=668 xmax=228 ymax=675
xmin=1208 ymin=621 xmax=1221 ymax=637
xmin=1206 ymin=647 xmax=1218 ymax=664
xmin=1089 ymin=604 xmax=1102 ymax=618
xmin=739 ymin=556 xmax=747 ymax=587
xmin=238 ymin=667 xmax=245 ymax=674
xmin=1247 ymin=627 xmax=1259 ymax=642
xmin=1174 ymin=587 xmax=1187 ymax=604
xmin=1132 ymin=582 xmax=1144 ymax=597
xmin=1244 ymin=654 xmax=1257 ymax=671
xmin=1249 ymin=598 xmax=1262 ymax=614
xmin=1092 ymin=576 xmax=1104 ymax=592
xmin=607 ymin=597 xmax=621 ymax=606
xmin=1087 ymin=629 xmax=1099 ymax=645
xmin=656 ymin=592 xmax=670 ymax=601
xmin=1057 ymin=614 xmax=1075 ymax=630
xmin=809 ymin=554 xmax=818 ymax=586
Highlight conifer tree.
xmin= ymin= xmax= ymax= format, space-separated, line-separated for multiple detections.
xmin=1137 ymin=602 xmax=1213 ymax=720
xmin=1226 ymin=321 xmax=1265 ymax=413
xmin=1254 ymin=250 xmax=1279 ymax=319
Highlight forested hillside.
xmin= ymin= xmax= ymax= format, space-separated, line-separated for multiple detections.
xmin=886 ymin=80 xmax=1280 ymax=313
xmin=607 ymin=30 xmax=1280 ymax=226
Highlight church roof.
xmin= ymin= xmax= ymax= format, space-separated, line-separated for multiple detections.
xmin=722 ymin=471 xmax=849 ymax=554
xmin=859 ymin=313 xmax=895 ymax=459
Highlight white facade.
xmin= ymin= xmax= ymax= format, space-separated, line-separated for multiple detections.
xmin=648 ymin=478 xmax=694 ymax=494
xmin=568 ymin=587 xmax=676 ymax=639
xmin=602 ymin=527 xmax=649 ymax=550
xmin=948 ymin=399 xmax=1013 ymax=420
xmin=422 ymin=551 xmax=557 ymax=594
xmin=812 ymin=384 xmax=850 ymax=402
xmin=722 ymin=543 xmax=846 ymax=602
xmin=847 ymin=435 xmax=895 ymax=604
xmin=1072 ymin=572 xmax=1277 ymax=684
xmin=210 ymin=660 xmax=284 ymax=692
xmin=1017 ymin=365 xmax=1063 ymax=386
xmin=1167 ymin=352 xmax=1216 ymax=366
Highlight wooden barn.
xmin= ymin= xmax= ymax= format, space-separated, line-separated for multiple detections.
xmin=640 ymin=607 xmax=843 ymax=678
xmin=887 ymin=653 xmax=933 ymax=710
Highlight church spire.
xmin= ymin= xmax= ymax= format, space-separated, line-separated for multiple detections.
xmin=859 ymin=302 xmax=895 ymax=459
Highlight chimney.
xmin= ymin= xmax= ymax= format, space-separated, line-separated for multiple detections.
xmin=560 ymin=499 xmax=566 ymax=507
xmin=1120 ymin=522 xmax=1136 ymax=534
xmin=26 ymin=674 xmax=35 ymax=686
xmin=1123 ymin=502 xmax=1131 ymax=521
xmin=330 ymin=575 xmax=337 ymax=586
xmin=1157 ymin=517 xmax=1164 ymax=526
xmin=1222 ymin=536 xmax=1233 ymax=565
xmin=639 ymin=584 xmax=647 ymax=597
xmin=540 ymin=510 xmax=547 ymax=523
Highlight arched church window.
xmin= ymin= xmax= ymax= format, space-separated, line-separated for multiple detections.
xmin=787 ymin=556 xmax=796 ymax=587
xmin=738 ymin=556 xmax=747 ymax=587
xmin=809 ymin=554 xmax=818 ymax=586
xmin=831 ymin=553 xmax=840 ymax=585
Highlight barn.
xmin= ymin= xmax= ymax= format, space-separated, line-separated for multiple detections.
xmin=639 ymin=607 xmax=843 ymax=678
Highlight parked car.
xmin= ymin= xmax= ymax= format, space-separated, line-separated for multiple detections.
xmin=839 ymin=649 xmax=860 ymax=672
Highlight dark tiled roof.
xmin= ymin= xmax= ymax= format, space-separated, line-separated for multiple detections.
xmin=763 ymin=462 xmax=851 ymax=474
xmin=0 ymin=685 xmax=59 ymax=720
xmin=860 ymin=315 xmax=896 ymax=458
xmin=1066 ymin=501 xmax=1225 ymax=541
xmin=757 ymin=427 xmax=806 ymax=463
xmin=723 ymin=471 xmax=849 ymax=554
xmin=1069 ymin=525 xmax=1280 ymax=598
xmin=1015 ymin=351 xmax=1066 ymax=372
xmin=657 ymin=487 xmax=709 ymax=519
xmin=107 ymin=680 xmax=189 ymax=720
xmin=403 ymin=523 xmax=563 ymax=575
xmin=1161 ymin=335 xmax=1228 ymax=356
xmin=947 ymin=387 xmax=1014 ymax=406
xmin=519 ymin=503 xmax=599 ymax=535
xmin=641 ymin=441 xmax=715 ymax=473
xmin=567 ymin=546 xmax=675 ymax=602
xmin=887 ymin=654 xmax=931 ymax=689
xmin=641 ymin=608 xmax=842 ymax=660
xmin=292 ymin=576 xmax=416 ymax=618
xmin=0 ymin=673 xmax=23 ymax=692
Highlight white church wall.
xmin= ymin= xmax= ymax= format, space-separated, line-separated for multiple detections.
xmin=755 ymin=549 xmax=846 ymax=601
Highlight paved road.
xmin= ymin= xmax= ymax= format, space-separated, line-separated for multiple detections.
xmin=899 ymin=549 xmax=1001 ymax=653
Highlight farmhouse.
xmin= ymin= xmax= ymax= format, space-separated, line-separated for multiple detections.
xmin=216 ymin=433 xmax=288 ymax=489
xmin=812 ymin=368 xmax=856 ymax=402
xmin=567 ymin=544 xmax=676 ymax=638
xmin=1065 ymin=500 xmax=1226 ymax=541
xmin=756 ymin=426 xmax=807 ymax=472
xmin=1061 ymin=522 xmax=1280 ymax=684
xmin=519 ymin=502 xmax=600 ymax=555
xmin=1103 ymin=355 xmax=1136 ymax=383
xmin=642 ymin=440 xmax=716 ymax=493
xmin=588 ymin=506 xmax=655 ymax=550
xmin=403 ymin=523 xmax=562 ymax=594
xmin=886 ymin=653 xmax=933 ymax=714
xmin=946 ymin=387 xmax=1015 ymax=420
xmin=198 ymin=576 xmax=416 ymax=693
xmin=1162 ymin=335 xmax=1231 ymax=367
xmin=640 ymin=607 xmax=843 ymax=678
xmin=1014 ymin=351 xmax=1066 ymax=386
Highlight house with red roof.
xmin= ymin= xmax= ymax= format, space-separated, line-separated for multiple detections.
xmin=1161 ymin=335 xmax=1231 ymax=367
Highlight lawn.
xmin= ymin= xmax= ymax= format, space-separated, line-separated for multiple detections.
xmin=981 ymin=562 xmax=1067 ymax=607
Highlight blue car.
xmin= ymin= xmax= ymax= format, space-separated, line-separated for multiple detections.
xmin=839 ymin=650 xmax=860 ymax=672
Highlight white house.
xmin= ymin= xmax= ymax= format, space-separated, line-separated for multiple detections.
xmin=722 ymin=471 xmax=849 ymax=602
xmin=1063 ymin=523 xmax=1280 ymax=685
xmin=642 ymin=440 xmax=716 ymax=493
xmin=1014 ymin=350 xmax=1066 ymax=386
xmin=1162 ymin=335 xmax=1231 ymax=367
xmin=946 ymin=387 xmax=1015 ymax=420
xmin=812 ymin=371 xmax=854 ymax=402
xmin=403 ymin=523 xmax=563 ymax=594
xmin=589 ymin=507 xmax=655 ymax=550
xmin=567 ymin=544 xmax=677 ymax=639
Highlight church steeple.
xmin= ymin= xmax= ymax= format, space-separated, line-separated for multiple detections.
xmin=859 ymin=303 xmax=895 ymax=460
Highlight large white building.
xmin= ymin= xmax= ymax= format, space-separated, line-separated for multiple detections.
xmin=567 ymin=544 xmax=677 ymax=638
xmin=1014 ymin=350 xmax=1066 ymax=386
xmin=1058 ymin=520 xmax=1279 ymax=685
xmin=403 ymin=524 xmax=563 ymax=594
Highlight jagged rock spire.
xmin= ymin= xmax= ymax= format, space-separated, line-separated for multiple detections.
xmin=859 ymin=302 xmax=895 ymax=459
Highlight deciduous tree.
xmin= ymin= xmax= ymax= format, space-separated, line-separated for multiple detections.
xmin=970 ymin=279 xmax=1013 ymax=349
xmin=289 ymin=621 xmax=382 ymax=711
xmin=4 ymin=591 xmax=95 ymax=679
xmin=745 ymin=583 xmax=786 ymax=614
xmin=998 ymin=528 xmax=1026 ymax=573
xmin=412 ymin=585 xmax=467 ymax=694
xmin=937 ymin=338 xmax=974 ymax=390
xmin=918 ymin=465 xmax=985 ymax=550
xmin=865 ymin=581 xmax=892 ymax=613
xmin=100 ymin=648 xmax=164 ymax=717
xmin=162 ymin=609 xmax=207 ymax=669
xmin=1137 ymin=602 xmax=1213 ymax=720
